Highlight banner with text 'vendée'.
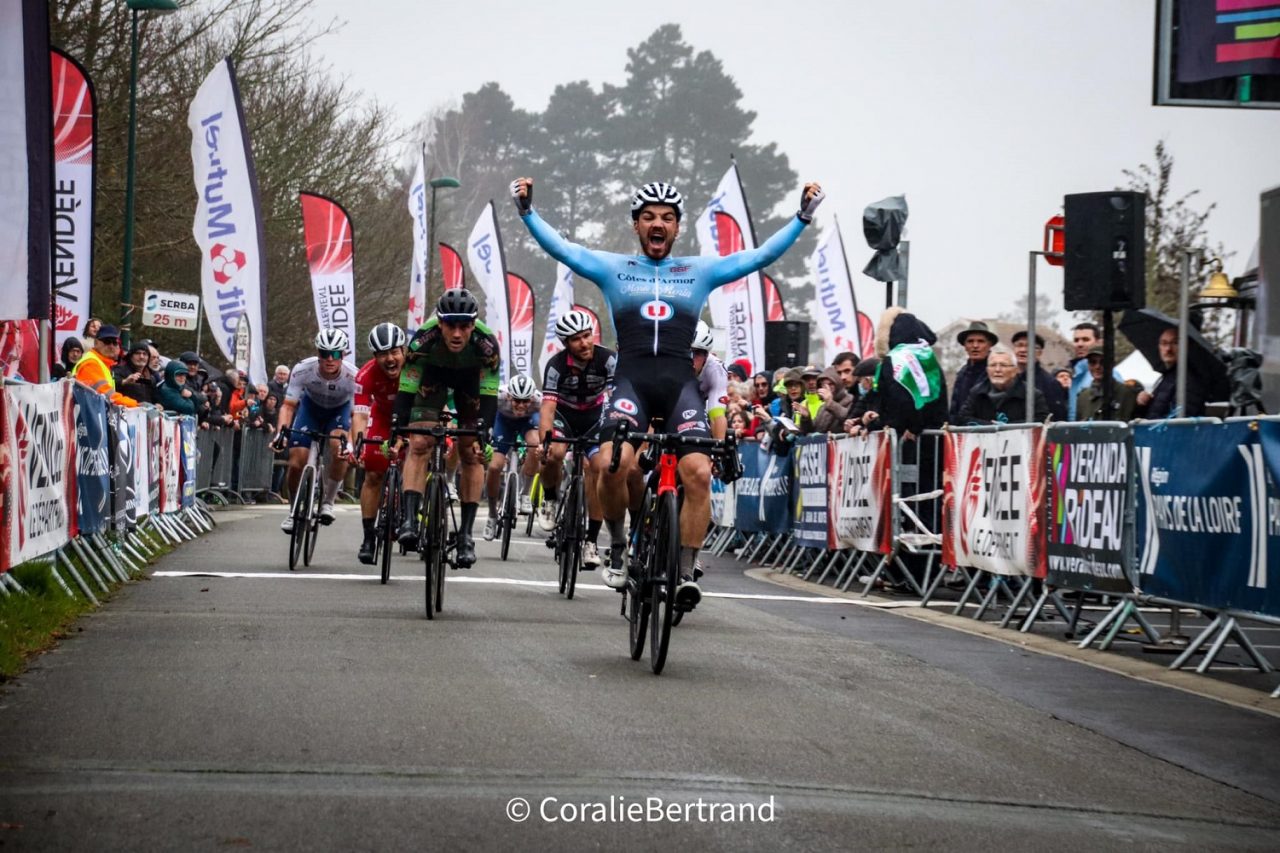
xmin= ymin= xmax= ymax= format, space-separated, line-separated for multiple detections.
xmin=1135 ymin=421 xmax=1280 ymax=619
xmin=828 ymin=432 xmax=893 ymax=553
xmin=299 ymin=192 xmax=357 ymax=365
xmin=942 ymin=426 xmax=1046 ymax=578
xmin=1045 ymin=424 xmax=1134 ymax=594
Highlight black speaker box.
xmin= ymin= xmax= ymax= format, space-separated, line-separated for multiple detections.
xmin=1063 ymin=191 xmax=1146 ymax=311
xmin=764 ymin=321 xmax=809 ymax=371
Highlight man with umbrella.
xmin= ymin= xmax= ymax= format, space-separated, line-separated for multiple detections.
xmin=1121 ymin=309 xmax=1228 ymax=419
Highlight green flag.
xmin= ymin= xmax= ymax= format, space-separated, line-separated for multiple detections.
xmin=876 ymin=342 xmax=943 ymax=410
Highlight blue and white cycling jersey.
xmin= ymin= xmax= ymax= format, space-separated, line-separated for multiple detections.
xmin=520 ymin=210 xmax=807 ymax=360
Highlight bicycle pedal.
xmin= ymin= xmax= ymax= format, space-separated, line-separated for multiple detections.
xmin=544 ymin=538 xmax=557 ymax=550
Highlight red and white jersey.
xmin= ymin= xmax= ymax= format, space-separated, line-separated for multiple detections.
xmin=353 ymin=358 xmax=400 ymax=417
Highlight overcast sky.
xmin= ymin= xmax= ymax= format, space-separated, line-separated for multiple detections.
xmin=301 ymin=0 xmax=1279 ymax=333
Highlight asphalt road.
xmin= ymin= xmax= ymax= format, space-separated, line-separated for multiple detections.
xmin=1 ymin=505 xmax=1279 ymax=851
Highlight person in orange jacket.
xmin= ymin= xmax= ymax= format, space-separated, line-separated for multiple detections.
xmin=70 ymin=324 xmax=138 ymax=408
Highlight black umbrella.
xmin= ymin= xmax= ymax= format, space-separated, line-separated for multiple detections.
xmin=1118 ymin=308 xmax=1229 ymax=398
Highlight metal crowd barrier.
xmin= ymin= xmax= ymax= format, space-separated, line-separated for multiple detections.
xmin=236 ymin=427 xmax=275 ymax=494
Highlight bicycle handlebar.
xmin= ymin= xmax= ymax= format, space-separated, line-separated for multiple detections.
xmin=280 ymin=425 xmax=349 ymax=450
xmin=393 ymin=424 xmax=487 ymax=442
xmin=608 ymin=423 xmax=736 ymax=473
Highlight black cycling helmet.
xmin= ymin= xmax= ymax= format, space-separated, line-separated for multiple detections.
xmin=630 ymin=182 xmax=684 ymax=221
xmin=436 ymin=288 xmax=479 ymax=321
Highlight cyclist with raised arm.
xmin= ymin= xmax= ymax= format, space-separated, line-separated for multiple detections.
xmin=273 ymin=329 xmax=358 ymax=533
xmin=483 ymin=374 xmax=542 ymax=540
xmin=352 ymin=322 xmax=408 ymax=564
xmin=692 ymin=320 xmax=729 ymax=442
xmin=394 ymin=288 xmax=500 ymax=569
xmin=511 ymin=175 xmax=823 ymax=606
xmin=536 ymin=309 xmax=616 ymax=568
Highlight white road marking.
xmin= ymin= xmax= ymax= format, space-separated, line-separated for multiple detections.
xmin=151 ymin=571 xmax=888 ymax=605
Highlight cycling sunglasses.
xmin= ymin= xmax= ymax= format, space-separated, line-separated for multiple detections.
xmin=317 ymin=349 xmax=344 ymax=360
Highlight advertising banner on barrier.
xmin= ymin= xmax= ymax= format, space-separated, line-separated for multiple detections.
xmin=72 ymin=383 xmax=110 ymax=536
xmin=760 ymin=448 xmax=793 ymax=535
xmin=792 ymin=435 xmax=829 ymax=547
xmin=712 ymin=477 xmax=736 ymax=528
xmin=180 ymin=417 xmax=197 ymax=508
xmin=123 ymin=407 xmax=149 ymax=521
xmin=110 ymin=406 xmax=137 ymax=529
xmin=734 ymin=443 xmax=764 ymax=534
xmin=1045 ymin=424 xmax=1134 ymax=594
xmin=1135 ymin=420 xmax=1279 ymax=618
xmin=0 ymin=382 xmax=75 ymax=571
xmin=942 ymin=427 xmax=1046 ymax=577
xmin=147 ymin=409 xmax=162 ymax=515
xmin=160 ymin=418 xmax=181 ymax=514
xmin=829 ymin=432 xmax=893 ymax=553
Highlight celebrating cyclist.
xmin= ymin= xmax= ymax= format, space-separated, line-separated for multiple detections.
xmin=394 ymin=288 xmax=500 ymax=568
xmin=536 ymin=309 xmax=616 ymax=568
xmin=352 ymin=322 xmax=408 ymax=565
xmin=511 ymin=175 xmax=823 ymax=606
xmin=274 ymin=328 xmax=358 ymax=533
xmin=692 ymin=321 xmax=729 ymax=442
xmin=483 ymin=374 xmax=542 ymax=541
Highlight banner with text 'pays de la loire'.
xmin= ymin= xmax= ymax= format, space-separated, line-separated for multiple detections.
xmin=299 ymin=192 xmax=357 ymax=364
xmin=188 ymin=57 xmax=268 ymax=384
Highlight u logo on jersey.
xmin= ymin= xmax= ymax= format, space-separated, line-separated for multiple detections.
xmin=615 ymin=398 xmax=638 ymax=415
xmin=640 ymin=300 xmax=673 ymax=321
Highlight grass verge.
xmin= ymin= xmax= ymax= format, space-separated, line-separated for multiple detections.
xmin=0 ymin=535 xmax=174 ymax=680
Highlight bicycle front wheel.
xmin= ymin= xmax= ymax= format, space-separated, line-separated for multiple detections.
xmin=288 ymin=466 xmax=313 ymax=571
xmin=500 ymin=471 xmax=517 ymax=561
xmin=430 ymin=477 xmax=449 ymax=615
xmin=379 ymin=465 xmax=401 ymax=585
xmin=564 ymin=474 xmax=584 ymax=600
xmin=649 ymin=490 xmax=680 ymax=675
xmin=303 ymin=483 xmax=321 ymax=567
xmin=525 ymin=477 xmax=539 ymax=538
xmin=628 ymin=494 xmax=656 ymax=661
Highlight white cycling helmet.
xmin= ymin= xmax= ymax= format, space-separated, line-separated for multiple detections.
xmin=555 ymin=309 xmax=595 ymax=342
xmin=692 ymin=321 xmax=715 ymax=353
xmin=630 ymin=181 xmax=684 ymax=221
xmin=507 ymin=374 xmax=538 ymax=400
xmin=367 ymin=322 xmax=406 ymax=353
xmin=314 ymin=327 xmax=349 ymax=353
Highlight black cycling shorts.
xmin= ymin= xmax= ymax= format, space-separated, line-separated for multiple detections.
xmin=601 ymin=355 xmax=710 ymax=444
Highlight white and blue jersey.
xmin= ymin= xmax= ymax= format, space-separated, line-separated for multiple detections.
xmin=520 ymin=209 xmax=806 ymax=360
xmin=284 ymin=357 xmax=356 ymax=448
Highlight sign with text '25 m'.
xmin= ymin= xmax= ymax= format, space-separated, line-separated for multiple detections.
xmin=142 ymin=289 xmax=200 ymax=331
xmin=1045 ymin=424 xmax=1134 ymax=594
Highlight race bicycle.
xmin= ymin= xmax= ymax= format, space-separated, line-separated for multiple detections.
xmin=545 ymin=432 xmax=598 ymax=600
xmin=280 ymin=426 xmax=348 ymax=571
xmin=356 ymin=435 xmax=403 ymax=585
xmin=609 ymin=423 xmax=738 ymax=674
xmin=493 ymin=435 xmax=529 ymax=561
xmin=396 ymin=418 xmax=485 ymax=620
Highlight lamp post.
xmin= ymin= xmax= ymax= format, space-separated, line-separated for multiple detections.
xmin=424 ymin=176 xmax=460 ymax=308
xmin=119 ymin=0 xmax=180 ymax=349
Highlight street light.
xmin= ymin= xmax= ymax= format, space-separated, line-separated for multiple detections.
xmin=424 ymin=176 xmax=461 ymax=308
xmin=119 ymin=0 xmax=180 ymax=348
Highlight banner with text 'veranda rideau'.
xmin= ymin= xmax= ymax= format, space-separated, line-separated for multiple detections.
xmin=188 ymin=57 xmax=268 ymax=384
xmin=50 ymin=48 xmax=95 ymax=349
xmin=466 ymin=202 xmax=512 ymax=382
xmin=505 ymin=272 xmax=536 ymax=382
xmin=299 ymin=192 xmax=357 ymax=365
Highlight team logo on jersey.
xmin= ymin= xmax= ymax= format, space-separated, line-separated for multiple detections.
xmin=640 ymin=300 xmax=673 ymax=321
xmin=682 ymin=409 xmax=697 ymax=419
xmin=719 ymin=395 xmax=729 ymax=405
xmin=614 ymin=398 xmax=638 ymax=415
xmin=671 ymin=265 xmax=690 ymax=273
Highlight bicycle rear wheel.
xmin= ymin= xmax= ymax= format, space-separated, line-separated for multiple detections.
xmin=500 ymin=470 xmax=517 ymax=561
xmin=288 ymin=466 xmax=313 ymax=570
xmin=557 ymin=482 xmax=575 ymax=596
xmin=649 ymin=491 xmax=680 ymax=675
